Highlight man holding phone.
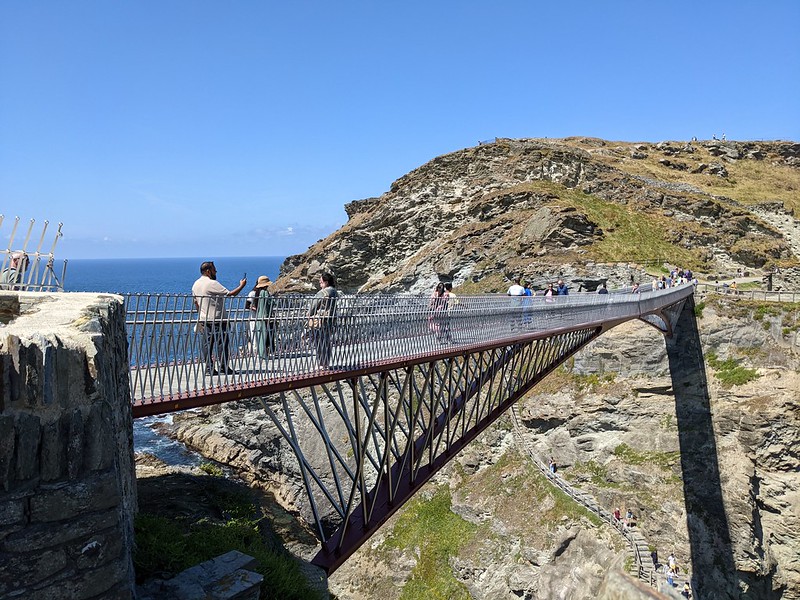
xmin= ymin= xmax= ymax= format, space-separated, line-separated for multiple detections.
xmin=192 ymin=261 xmax=247 ymax=375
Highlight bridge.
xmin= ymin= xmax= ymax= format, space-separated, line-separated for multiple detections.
xmin=125 ymin=284 xmax=695 ymax=573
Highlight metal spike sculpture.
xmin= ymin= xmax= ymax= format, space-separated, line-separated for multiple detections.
xmin=0 ymin=216 xmax=66 ymax=291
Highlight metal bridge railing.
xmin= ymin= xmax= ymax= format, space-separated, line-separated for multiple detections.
xmin=125 ymin=285 xmax=694 ymax=410
xmin=696 ymin=283 xmax=799 ymax=303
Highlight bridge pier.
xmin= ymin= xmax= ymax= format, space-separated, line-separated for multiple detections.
xmin=0 ymin=292 xmax=136 ymax=599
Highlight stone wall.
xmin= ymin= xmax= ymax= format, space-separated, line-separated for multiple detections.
xmin=0 ymin=292 xmax=136 ymax=599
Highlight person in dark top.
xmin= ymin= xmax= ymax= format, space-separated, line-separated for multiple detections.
xmin=597 ymin=283 xmax=609 ymax=295
xmin=308 ymin=272 xmax=338 ymax=368
xmin=556 ymin=279 xmax=569 ymax=295
xmin=429 ymin=282 xmax=450 ymax=342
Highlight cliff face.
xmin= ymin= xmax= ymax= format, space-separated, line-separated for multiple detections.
xmin=275 ymin=138 xmax=800 ymax=294
xmin=164 ymin=138 xmax=800 ymax=598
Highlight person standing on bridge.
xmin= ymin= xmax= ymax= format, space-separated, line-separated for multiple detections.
xmin=192 ymin=261 xmax=247 ymax=376
xmin=247 ymin=275 xmax=275 ymax=360
xmin=308 ymin=271 xmax=338 ymax=369
xmin=507 ymin=277 xmax=525 ymax=296
xmin=428 ymin=282 xmax=449 ymax=342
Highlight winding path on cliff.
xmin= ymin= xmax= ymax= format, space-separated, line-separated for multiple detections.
xmin=509 ymin=404 xmax=692 ymax=598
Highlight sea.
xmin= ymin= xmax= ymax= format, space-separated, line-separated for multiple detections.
xmin=64 ymin=256 xmax=285 ymax=295
xmin=65 ymin=256 xmax=286 ymax=465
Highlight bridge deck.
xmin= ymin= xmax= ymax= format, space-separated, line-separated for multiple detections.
xmin=127 ymin=285 xmax=695 ymax=417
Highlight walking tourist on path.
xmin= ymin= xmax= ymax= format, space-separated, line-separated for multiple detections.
xmin=191 ymin=261 xmax=247 ymax=376
xmin=428 ymin=282 xmax=450 ymax=342
xmin=307 ymin=271 xmax=338 ymax=369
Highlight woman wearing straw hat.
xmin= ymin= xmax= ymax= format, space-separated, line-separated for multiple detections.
xmin=246 ymin=275 xmax=275 ymax=360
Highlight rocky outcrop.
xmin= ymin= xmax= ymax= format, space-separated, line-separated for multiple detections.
xmin=274 ymin=139 xmax=799 ymax=294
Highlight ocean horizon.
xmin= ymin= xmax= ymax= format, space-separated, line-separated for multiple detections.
xmin=64 ymin=256 xmax=286 ymax=294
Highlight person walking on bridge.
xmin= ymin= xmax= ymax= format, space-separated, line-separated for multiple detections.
xmin=428 ymin=282 xmax=449 ymax=342
xmin=192 ymin=261 xmax=247 ymax=376
xmin=308 ymin=271 xmax=338 ymax=369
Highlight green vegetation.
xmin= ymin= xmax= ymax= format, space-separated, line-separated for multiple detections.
xmin=549 ymin=482 xmax=604 ymax=527
xmin=567 ymin=460 xmax=620 ymax=489
xmin=752 ymin=304 xmax=784 ymax=321
xmin=383 ymin=486 xmax=477 ymax=600
xmin=557 ymin=187 xmax=704 ymax=269
xmin=659 ymin=413 xmax=674 ymax=430
xmin=693 ymin=300 xmax=705 ymax=318
xmin=557 ymin=360 xmax=617 ymax=392
xmin=613 ymin=443 xmax=680 ymax=471
xmin=199 ymin=462 xmax=224 ymax=477
xmin=134 ymin=485 xmax=322 ymax=600
xmin=705 ymin=351 xmax=760 ymax=388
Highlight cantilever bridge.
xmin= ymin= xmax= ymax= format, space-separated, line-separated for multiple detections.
xmin=125 ymin=284 xmax=695 ymax=572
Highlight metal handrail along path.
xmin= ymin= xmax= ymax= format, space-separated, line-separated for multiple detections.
xmin=126 ymin=284 xmax=695 ymax=416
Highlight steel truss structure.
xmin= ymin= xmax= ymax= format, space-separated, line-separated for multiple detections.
xmin=259 ymin=325 xmax=619 ymax=572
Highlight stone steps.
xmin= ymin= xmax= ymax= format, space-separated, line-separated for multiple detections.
xmin=508 ymin=404 xmax=694 ymax=595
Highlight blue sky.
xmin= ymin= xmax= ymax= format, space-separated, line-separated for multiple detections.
xmin=2 ymin=1 xmax=798 ymax=260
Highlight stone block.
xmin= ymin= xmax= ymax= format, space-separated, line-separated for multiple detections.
xmin=14 ymin=412 xmax=41 ymax=481
xmin=175 ymin=549 xmax=259 ymax=585
xmin=40 ymin=417 xmax=66 ymax=481
xmin=208 ymin=569 xmax=264 ymax=600
xmin=85 ymin=403 xmax=113 ymax=472
xmin=66 ymin=407 xmax=85 ymax=479
xmin=2 ymin=508 xmax=117 ymax=552
xmin=0 ymin=415 xmax=15 ymax=490
xmin=19 ymin=341 xmax=44 ymax=408
xmin=30 ymin=471 xmax=119 ymax=522
xmin=72 ymin=530 xmax=125 ymax=571
xmin=0 ymin=497 xmax=26 ymax=527
xmin=0 ymin=547 xmax=67 ymax=596
xmin=30 ymin=559 xmax=130 ymax=600
xmin=144 ymin=551 xmax=264 ymax=600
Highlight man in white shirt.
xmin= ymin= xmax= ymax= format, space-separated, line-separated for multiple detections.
xmin=192 ymin=261 xmax=247 ymax=375
xmin=507 ymin=277 xmax=525 ymax=296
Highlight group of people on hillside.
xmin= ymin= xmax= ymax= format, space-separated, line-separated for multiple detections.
xmin=191 ymin=261 xmax=338 ymax=375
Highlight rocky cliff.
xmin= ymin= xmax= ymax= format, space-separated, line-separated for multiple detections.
xmin=274 ymin=138 xmax=800 ymax=294
xmin=162 ymin=138 xmax=800 ymax=599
